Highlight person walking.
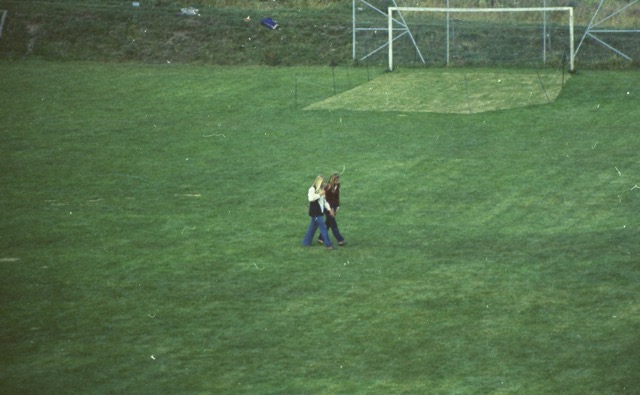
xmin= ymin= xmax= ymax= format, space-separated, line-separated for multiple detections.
xmin=302 ymin=175 xmax=335 ymax=250
xmin=319 ymin=173 xmax=346 ymax=246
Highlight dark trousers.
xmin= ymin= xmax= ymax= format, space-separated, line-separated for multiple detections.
xmin=320 ymin=213 xmax=345 ymax=243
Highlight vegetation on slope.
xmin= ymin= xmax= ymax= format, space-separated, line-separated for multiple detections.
xmin=0 ymin=0 xmax=638 ymax=67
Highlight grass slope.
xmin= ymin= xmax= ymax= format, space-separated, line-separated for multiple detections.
xmin=0 ymin=1 xmax=353 ymax=65
xmin=0 ymin=0 xmax=638 ymax=68
xmin=1 ymin=60 xmax=639 ymax=394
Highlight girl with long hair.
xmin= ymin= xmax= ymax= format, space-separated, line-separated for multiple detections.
xmin=319 ymin=173 xmax=345 ymax=246
xmin=302 ymin=175 xmax=335 ymax=250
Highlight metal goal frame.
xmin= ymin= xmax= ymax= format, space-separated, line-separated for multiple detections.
xmin=387 ymin=6 xmax=575 ymax=71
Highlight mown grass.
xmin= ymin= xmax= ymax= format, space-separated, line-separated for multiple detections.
xmin=305 ymin=68 xmax=570 ymax=113
xmin=1 ymin=60 xmax=639 ymax=393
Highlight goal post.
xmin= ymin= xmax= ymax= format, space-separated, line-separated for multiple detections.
xmin=388 ymin=6 xmax=575 ymax=72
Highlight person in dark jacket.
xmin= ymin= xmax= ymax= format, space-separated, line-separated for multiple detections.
xmin=302 ymin=175 xmax=335 ymax=250
xmin=319 ymin=173 xmax=346 ymax=246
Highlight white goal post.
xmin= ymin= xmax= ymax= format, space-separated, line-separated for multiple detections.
xmin=388 ymin=6 xmax=575 ymax=72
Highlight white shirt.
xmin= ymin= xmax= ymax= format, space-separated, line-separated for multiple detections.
xmin=308 ymin=186 xmax=331 ymax=213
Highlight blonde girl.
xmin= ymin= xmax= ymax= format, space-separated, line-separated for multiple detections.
xmin=302 ymin=175 xmax=335 ymax=250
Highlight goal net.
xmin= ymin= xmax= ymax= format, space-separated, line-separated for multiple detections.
xmin=386 ymin=6 xmax=575 ymax=71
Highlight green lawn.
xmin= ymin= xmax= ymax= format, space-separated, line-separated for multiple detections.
xmin=305 ymin=69 xmax=569 ymax=113
xmin=1 ymin=60 xmax=639 ymax=394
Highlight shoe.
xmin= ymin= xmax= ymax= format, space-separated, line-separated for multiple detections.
xmin=326 ymin=246 xmax=334 ymax=250
xmin=338 ymin=241 xmax=346 ymax=246
xmin=318 ymin=239 xmax=324 ymax=244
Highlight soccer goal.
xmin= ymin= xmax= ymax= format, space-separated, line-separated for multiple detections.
xmin=388 ymin=6 xmax=575 ymax=71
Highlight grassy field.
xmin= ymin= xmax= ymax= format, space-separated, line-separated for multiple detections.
xmin=1 ymin=60 xmax=639 ymax=394
xmin=305 ymin=69 xmax=570 ymax=113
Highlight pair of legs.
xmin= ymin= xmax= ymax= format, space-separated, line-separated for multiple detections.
xmin=303 ymin=215 xmax=334 ymax=249
xmin=319 ymin=214 xmax=345 ymax=245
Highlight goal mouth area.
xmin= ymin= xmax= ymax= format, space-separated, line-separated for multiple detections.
xmin=304 ymin=69 xmax=570 ymax=114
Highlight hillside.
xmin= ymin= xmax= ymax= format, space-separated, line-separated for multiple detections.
xmin=0 ymin=1 xmax=352 ymax=65
xmin=0 ymin=0 xmax=638 ymax=68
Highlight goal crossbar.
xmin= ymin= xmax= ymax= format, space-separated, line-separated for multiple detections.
xmin=388 ymin=6 xmax=575 ymax=71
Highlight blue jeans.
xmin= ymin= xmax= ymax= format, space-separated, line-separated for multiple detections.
xmin=303 ymin=216 xmax=333 ymax=247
